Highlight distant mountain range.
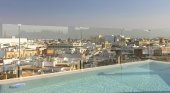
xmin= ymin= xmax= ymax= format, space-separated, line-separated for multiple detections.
xmin=1 ymin=24 xmax=170 ymax=39
xmin=19 ymin=27 xmax=170 ymax=39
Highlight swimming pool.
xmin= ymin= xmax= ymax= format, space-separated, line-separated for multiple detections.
xmin=1 ymin=60 xmax=170 ymax=93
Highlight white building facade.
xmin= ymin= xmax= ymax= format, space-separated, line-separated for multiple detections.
xmin=0 ymin=37 xmax=27 ymax=47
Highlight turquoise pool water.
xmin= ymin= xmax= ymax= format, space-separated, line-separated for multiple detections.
xmin=1 ymin=60 xmax=170 ymax=93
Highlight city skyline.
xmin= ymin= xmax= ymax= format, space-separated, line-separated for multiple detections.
xmin=1 ymin=0 xmax=170 ymax=29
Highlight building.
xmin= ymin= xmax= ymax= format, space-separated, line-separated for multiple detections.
xmin=136 ymin=39 xmax=150 ymax=46
xmin=72 ymin=42 xmax=84 ymax=47
xmin=160 ymin=47 xmax=170 ymax=55
xmin=0 ymin=36 xmax=27 ymax=47
xmin=102 ymin=41 xmax=112 ymax=49
xmin=4 ymin=49 xmax=38 ymax=59
xmin=112 ymin=35 xmax=128 ymax=47
xmin=46 ymin=43 xmax=73 ymax=55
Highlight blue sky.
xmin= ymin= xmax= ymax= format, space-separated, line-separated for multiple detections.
xmin=0 ymin=0 xmax=170 ymax=28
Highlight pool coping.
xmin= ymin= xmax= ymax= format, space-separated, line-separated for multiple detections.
xmin=0 ymin=60 xmax=166 ymax=85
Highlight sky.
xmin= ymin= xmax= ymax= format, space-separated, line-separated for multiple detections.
xmin=0 ymin=0 xmax=170 ymax=29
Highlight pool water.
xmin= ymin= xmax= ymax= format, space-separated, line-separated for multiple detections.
xmin=1 ymin=60 xmax=170 ymax=93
